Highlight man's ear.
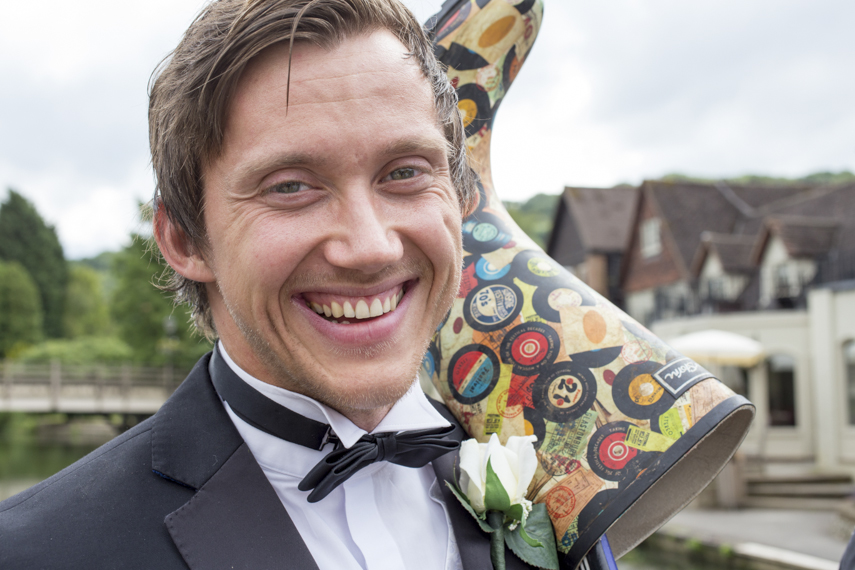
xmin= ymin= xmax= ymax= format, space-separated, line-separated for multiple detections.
xmin=154 ymin=207 xmax=216 ymax=283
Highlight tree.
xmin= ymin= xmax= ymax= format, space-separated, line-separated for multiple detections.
xmin=504 ymin=193 xmax=560 ymax=248
xmin=0 ymin=189 xmax=68 ymax=338
xmin=0 ymin=260 xmax=43 ymax=357
xmin=109 ymin=235 xmax=211 ymax=366
xmin=63 ymin=264 xmax=111 ymax=338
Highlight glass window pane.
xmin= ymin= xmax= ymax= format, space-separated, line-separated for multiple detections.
xmin=767 ymin=355 xmax=795 ymax=426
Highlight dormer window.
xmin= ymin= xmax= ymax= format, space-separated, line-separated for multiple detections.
xmin=640 ymin=218 xmax=662 ymax=258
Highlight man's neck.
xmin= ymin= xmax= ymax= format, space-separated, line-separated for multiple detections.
xmin=332 ymin=404 xmax=394 ymax=432
xmin=216 ymin=340 xmax=397 ymax=433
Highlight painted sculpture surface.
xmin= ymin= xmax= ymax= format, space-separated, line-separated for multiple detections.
xmin=421 ymin=1 xmax=756 ymax=568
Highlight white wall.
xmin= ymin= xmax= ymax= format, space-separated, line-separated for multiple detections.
xmin=808 ymin=285 xmax=855 ymax=472
xmin=653 ymin=311 xmax=814 ymax=463
xmin=759 ymin=235 xmax=816 ymax=308
xmin=699 ymin=252 xmax=748 ymax=301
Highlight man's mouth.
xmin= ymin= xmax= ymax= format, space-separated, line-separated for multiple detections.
xmin=301 ymin=283 xmax=406 ymax=324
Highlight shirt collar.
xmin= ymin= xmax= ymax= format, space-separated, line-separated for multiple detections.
xmin=217 ymin=341 xmax=449 ymax=448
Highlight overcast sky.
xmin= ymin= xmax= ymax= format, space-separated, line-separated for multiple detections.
xmin=2 ymin=0 xmax=853 ymax=259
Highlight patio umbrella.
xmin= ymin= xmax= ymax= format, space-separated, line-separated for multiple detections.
xmin=667 ymin=329 xmax=765 ymax=367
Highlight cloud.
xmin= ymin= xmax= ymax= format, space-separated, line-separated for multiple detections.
xmin=1 ymin=0 xmax=853 ymax=256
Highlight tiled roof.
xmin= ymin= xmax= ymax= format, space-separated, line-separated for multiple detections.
xmin=762 ymin=216 xmax=840 ymax=259
xmin=644 ymin=180 xmax=832 ymax=275
xmin=562 ymin=186 xmax=639 ymax=252
xmin=692 ymin=233 xmax=756 ymax=276
xmin=766 ymin=182 xmax=855 ymax=256
xmin=644 ymin=181 xmax=742 ymax=274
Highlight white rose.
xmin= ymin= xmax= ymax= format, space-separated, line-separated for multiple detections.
xmin=458 ymin=433 xmax=538 ymax=519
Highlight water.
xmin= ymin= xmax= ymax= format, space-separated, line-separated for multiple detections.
xmin=0 ymin=413 xmax=99 ymax=500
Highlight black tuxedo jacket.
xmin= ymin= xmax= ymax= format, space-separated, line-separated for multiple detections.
xmin=0 ymin=353 xmax=532 ymax=569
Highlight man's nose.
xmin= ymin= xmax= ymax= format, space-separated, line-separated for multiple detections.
xmin=322 ymin=192 xmax=404 ymax=273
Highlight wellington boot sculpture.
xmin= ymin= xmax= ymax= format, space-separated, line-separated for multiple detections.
xmin=422 ymin=1 xmax=756 ymax=569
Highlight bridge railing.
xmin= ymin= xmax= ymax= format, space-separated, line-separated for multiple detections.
xmin=1 ymin=361 xmax=195 ymax=413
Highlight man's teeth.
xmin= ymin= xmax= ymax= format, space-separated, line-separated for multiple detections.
xmin=309 ymin=290 xmax=404 ymax=322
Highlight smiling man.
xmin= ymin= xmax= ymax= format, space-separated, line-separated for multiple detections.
xmin=0 ymin=1 xmax=540 ymax=569
xmin=163 ymin=28 xmax=463 ymax=431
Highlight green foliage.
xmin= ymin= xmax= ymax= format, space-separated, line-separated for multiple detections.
xmin=504 ymin=193 xmax=560 ymax=248
xmin=505 ymin=504 xmax=559 ymax=570
xmin=109 ymin=235 xmax=212 ymax=366
xmin=63 ymin=264 xmax=111 ymax=338
xmin=660 ymin=170 xmax=855 ymax=187
xmin=77 ymin=251 xmax=119 ymax=299
xmin=0 ymin=189 xmax=68 ymax=338
xmin=0 ymin=260 xmax=43 ymax=357
xmin=15 ymin=336 xmax=133 ymax=365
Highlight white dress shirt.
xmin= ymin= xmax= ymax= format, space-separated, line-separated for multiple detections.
xmin=217 ymin=343 xmax=463 ymax=570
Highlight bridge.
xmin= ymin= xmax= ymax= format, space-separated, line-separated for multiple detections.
xmin=0 ymin=361 xmax=190 ymax=415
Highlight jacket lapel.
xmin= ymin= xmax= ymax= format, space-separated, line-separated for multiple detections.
xmin=429 ymin=400 xmax=534 ymax=570
xmin=151 ymin=352 xmax=318 ymax=570
xmin=165 ymin=443 xmax=319 ymax=570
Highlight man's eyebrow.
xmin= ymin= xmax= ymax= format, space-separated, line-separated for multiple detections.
xmin=379 ymin=136 xmax=450 ymax=159
xmin=229 ymin=135 xmax=450 ymax=186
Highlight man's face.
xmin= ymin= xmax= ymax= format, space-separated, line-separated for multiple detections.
xmin=199 ymin=31 xmax=463 ymax=416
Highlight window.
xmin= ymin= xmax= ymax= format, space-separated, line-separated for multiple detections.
xmin=640 ymin=218 xmax=662 ymax=259
xmin=845 ymin=341 xmax=855 ymax=425
xmin=767 ymin=354 xmax=796 ymax=426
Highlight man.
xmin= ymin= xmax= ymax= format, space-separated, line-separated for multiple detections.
xmin=0 ymin=0 xmax=534 ymax=568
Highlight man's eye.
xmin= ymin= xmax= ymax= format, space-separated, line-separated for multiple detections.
xmin=270 ymin=181 xmax=307 ymax=194
xmin=388 ymin=168 xmax=416 ymax=181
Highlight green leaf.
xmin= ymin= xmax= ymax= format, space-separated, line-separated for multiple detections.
xmin=518 ymin=523 xmax=543 ymax=548
xmin=484 ymin=458 xmax=512 ymax=513
xmin=506 ymin=503 xmax=524 ymax=524
xmin=445 ymin=482 xmax=495 ymax=534
xmin=504 ymin=504 xmax=560 ymax=570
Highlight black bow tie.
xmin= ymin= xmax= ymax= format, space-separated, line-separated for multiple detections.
xmin=209 ymin=348 xmax=459 ymax=502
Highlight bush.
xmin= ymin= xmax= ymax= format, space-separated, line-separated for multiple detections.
xmin=15 ymin=336 xmax=134 ymax=365
xmin=0 ymin=260 xmax=43 ymax=357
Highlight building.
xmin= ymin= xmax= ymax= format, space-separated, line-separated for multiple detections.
xmin=546 ymin=185 xmax=638 ymax=306
xmin=548 ymin=179 xmax=855 ymax=485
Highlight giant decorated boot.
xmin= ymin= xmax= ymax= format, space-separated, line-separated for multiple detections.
xmin=422 ymin=1 xmax=755 ymax=569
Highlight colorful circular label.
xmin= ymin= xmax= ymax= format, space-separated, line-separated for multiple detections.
xmin=500 ymin=322 xmax=559 ymax=374
xmin=587 ymin=422 xmax=640 ymax=481
xmin=548 ymin=288 xmax=582 ymax=310
xmin=448 ymin=344 xmax=501 ymax=404
xmin=612 ymin=361 xmax=675 ymax=420
xmin=472 ymin=222 xmax=499 ymax=242
xmin=475 ymin=257 xmax=511 ymax=281
xmin=512 ymin=332 xmax=548 ymax=366
xmin=527 ymin=257 xmax=560 ymax=278
xmin=457 ymin=99 xmax=478 ymax=127
xmin=600 ymin=432 xmax=637 ymax=470
xmin=466 ymin=283 xmax=521 ymax=331
xmin=628 ymin=374 xmax=664 ymax=406
xmin=547 ymin=374 xmax=586 ymax=409
xmin=534 ymin=362 xmax=598 ymax=423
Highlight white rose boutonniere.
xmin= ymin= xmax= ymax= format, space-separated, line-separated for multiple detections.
xmin=447 ymin=434 xmax=559 ymax=570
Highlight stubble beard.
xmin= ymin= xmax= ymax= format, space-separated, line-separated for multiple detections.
xmin=217 ymin=258 xmax=459 ymax=416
